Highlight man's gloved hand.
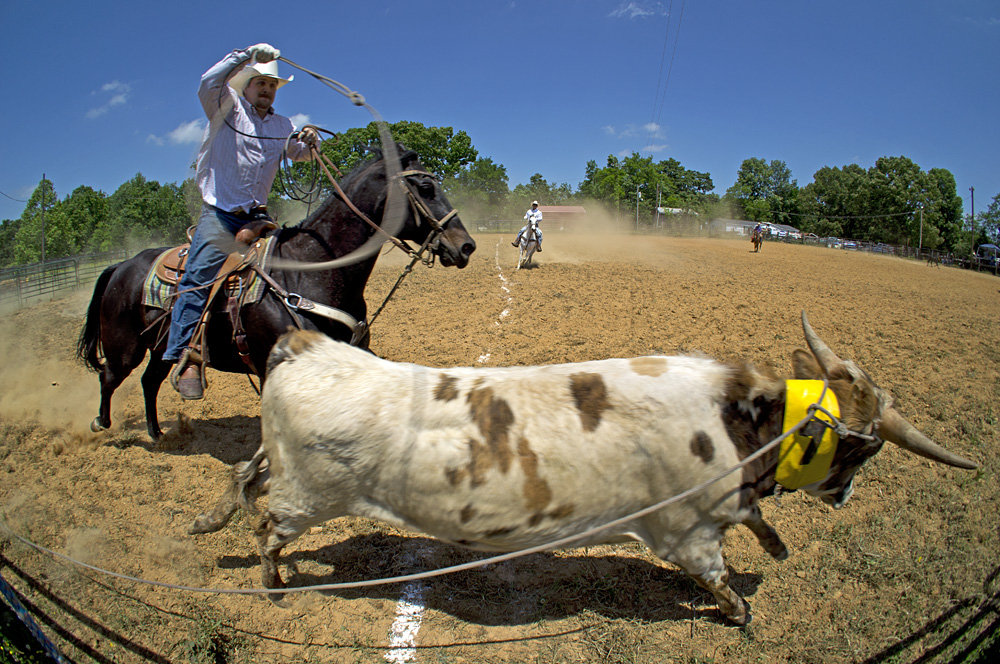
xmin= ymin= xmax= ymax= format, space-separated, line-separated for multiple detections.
xmin=299 ymin=126 xmax=320 ymax=147
xmin=247 ymin=43 xmax=280 ymax=63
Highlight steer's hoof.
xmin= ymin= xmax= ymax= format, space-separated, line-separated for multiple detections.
xmin=725 ymin=598 xmax=753 ymax=627
xmin=188 ymin=514 xmax=219 ymax=535
xmin=91 ymin=417 xmax=107 ymax=433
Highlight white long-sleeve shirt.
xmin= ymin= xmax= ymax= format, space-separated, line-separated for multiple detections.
xmin=195 ymin=49 xmax=311 ymax=213
xmin=524 ymin=208 xmax=543 ymax=223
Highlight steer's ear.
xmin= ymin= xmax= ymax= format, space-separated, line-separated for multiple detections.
xmin=792 ymin=348 xmax=821 ymax=379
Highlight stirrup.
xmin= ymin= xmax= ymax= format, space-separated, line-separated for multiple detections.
xmin=169 ymin=347 xmax=207 ymax=400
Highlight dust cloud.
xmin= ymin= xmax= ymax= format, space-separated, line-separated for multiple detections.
xmin=0 ymin=289 xmax=122 ymax=434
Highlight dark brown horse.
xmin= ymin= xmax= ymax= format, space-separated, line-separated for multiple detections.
xmin=77 ymin=147 xmax=476 ymax=440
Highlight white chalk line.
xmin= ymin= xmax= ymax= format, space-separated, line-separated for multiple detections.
xmin=384 ymin=237 xmax=512 ymax=661
xmin=384 ymin=545 xmax=431 ymax=663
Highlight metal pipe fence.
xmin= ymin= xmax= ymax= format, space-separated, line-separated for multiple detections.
xmin=0 ymin=251 xmax=128 ymax=310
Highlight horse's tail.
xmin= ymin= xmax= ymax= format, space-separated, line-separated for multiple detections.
xmin=76 ymin=264 xmax=118 ymax=372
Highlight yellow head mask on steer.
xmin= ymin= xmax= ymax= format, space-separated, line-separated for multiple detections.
xmin=776 ymin=380 xmax=840 ymax=490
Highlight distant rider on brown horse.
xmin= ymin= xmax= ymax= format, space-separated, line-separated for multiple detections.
xmin=163 ymin=43 xmax=319 ymax=400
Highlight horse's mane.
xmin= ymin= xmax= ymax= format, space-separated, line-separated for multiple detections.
xmin=287 ymin=145 xmax=421 ymax=232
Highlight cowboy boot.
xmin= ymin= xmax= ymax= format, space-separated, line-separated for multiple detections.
xmin=170 ymin=347 xmax=205 ymax=400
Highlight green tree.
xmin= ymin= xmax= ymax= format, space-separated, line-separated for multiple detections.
xmin=13 ymin=177 xmax=60 ymax=264
xmin=797 ymin=157 xmax=962 ymax=249
xmin=60 ymin=185 xmax=108 ymax=254
xmin=980 ymin=192 xmax=1000 ymax=245
xmin=925 ymin=167 xmax=964 ymax=250
xmin=316 ymin=121 xmax=478 ymax=185
xmin=578 ymin=155 xmax=626 ymax=215
xmin=656 ymin=157 xmax=715 ymax=212
xmin=448 ymin=157 xmax=510 ymax=220
xmin=92 ymin=174 xmax=191 ymax=251
xmin=799 ymin=164 xmax=869 ymax=238
xmin=511 ymin=174 xmax=561 ymax=205
xmin=578 ymin=153 xmax=716 ymax=222
xmin=0 ymin=218 xmax=21 ymax=267
xmin=724 ymin=158 xmax=799 ymax=224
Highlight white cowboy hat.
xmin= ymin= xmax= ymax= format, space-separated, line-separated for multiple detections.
xmin=531 ymin=200 xmax=539 ymax=205
xmin=229 ymin=60 xmax=293 ymax=95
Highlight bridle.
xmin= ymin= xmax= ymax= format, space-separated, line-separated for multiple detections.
xmin=267 ymin=143 xmax=459 ymax=273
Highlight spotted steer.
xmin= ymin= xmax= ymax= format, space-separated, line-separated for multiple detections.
xmin=190 ymin=312 xmax=977 ymax=625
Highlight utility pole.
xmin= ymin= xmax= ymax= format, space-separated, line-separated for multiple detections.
xmin=918 ymin=205 xmax=923 ymax=255
xmin=969 ymin=185 xmax=976 ymax=265
xmin=655 ymin=183 xmax=661 ymax=228
xmin=635 ymin=184 xmax=640 ymax=232
xmin=41 ymin=172 xmax=46 ymax=265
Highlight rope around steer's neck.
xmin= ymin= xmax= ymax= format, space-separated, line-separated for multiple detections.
xmin=0 ymin=387 xmax=873 ymax=597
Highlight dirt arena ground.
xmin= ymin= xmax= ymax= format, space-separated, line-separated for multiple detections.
xmin=1 ymin=233 xmax=997 ymax=663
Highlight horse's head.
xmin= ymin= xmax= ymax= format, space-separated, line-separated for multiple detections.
xmin=393 ymin=150 xmax=476 ymax=268
xmin=342 ymin=146 xmax=475 ymax=268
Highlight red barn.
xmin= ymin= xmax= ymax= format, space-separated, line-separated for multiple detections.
xmin=538 ymin=205 xmax=587 ymax=231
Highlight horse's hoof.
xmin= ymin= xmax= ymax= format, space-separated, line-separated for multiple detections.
xmin=91 ymin=417 xmax=108 ymax=433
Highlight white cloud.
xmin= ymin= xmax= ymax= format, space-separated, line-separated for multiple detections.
xmin=642 ymin=122 xmax=666 ymax=138
xmin=609 ymin=2 xmax=667 ymax=19
xmin=289 ymin=113 xmax=311 ymax=130
xmin=605 ymin=122 xmax=667 ymax=141
xmin=168 ymin=119 xmax=206 ymax=145
xmin=86 ymin=80 xmax=130 ymax=119
xmin=643 ymin=143 xmax=669 ymax=154
xmin=146 ymin=119 xmax=206 ymax=147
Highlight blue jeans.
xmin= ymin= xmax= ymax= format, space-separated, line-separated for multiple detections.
xmin=162 ymin=205 xmax=245 ymax=362
xmin=516 ymin=226 xmax=543 ymax=244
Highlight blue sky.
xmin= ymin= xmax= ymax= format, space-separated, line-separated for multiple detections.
xmin=2 ymin=0 xmax=998 ymax=222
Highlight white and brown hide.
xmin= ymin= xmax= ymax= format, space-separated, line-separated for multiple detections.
xmin=191 ymin=315 xmax=977 ymax=625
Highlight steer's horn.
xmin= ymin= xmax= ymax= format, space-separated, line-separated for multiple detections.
xmin=880 ymin=409 xmax=978 ymax=469
xmin=801 ymin=311 xmax=844 ymax=376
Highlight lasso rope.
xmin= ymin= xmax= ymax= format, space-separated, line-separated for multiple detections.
xmin=0 ymin=396 xmax=857 ymax=597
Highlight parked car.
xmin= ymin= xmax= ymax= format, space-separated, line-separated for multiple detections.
xmin=976 ymin=244 xmax=999 ymax=267
xmin=843 ymin=241 xmax=859 ymax=250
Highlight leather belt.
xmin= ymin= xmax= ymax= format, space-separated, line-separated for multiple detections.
xmin=231 ymin=205 xmax=269 ymax=221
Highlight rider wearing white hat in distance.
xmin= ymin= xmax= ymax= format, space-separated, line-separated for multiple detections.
xmin=512 ymin=200 xmax=543 ymax=252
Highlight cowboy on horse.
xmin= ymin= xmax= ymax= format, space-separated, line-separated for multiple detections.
xmin=164 ymin=43 xmax=319 ymax=400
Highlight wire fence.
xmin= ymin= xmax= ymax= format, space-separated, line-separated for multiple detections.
xmin=0 ymin=251 xmax=128 ymax=311
xmin=475 ymin=217 xmax=1000 ymax=276
xmin=0 ymin=223 xmax=995 ymax=314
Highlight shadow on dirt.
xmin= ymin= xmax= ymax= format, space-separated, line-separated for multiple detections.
xmin=112 ymin=414 xmax=262 ymax=466
xmin=861 ymin=564 xmax=1000 ymax=664
xmin=214 ymin=533 xmax=763 ymax=626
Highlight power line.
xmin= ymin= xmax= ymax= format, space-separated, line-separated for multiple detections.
xmin=0 ymin=189 xmax=27 ymax=203
xmin=645 ymin=0 xmax=673 ymax=150
xmin=768 ymin=208 xmax=918 ymax=220
xmin=645 ymin=0 xmax=686 ymax=155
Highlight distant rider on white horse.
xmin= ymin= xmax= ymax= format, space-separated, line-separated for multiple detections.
xmin=512 ymin=201 xmax=543 ymax=252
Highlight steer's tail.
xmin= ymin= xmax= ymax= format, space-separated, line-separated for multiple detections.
xmin=188 ymin=445 xmax=269 ymax=535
